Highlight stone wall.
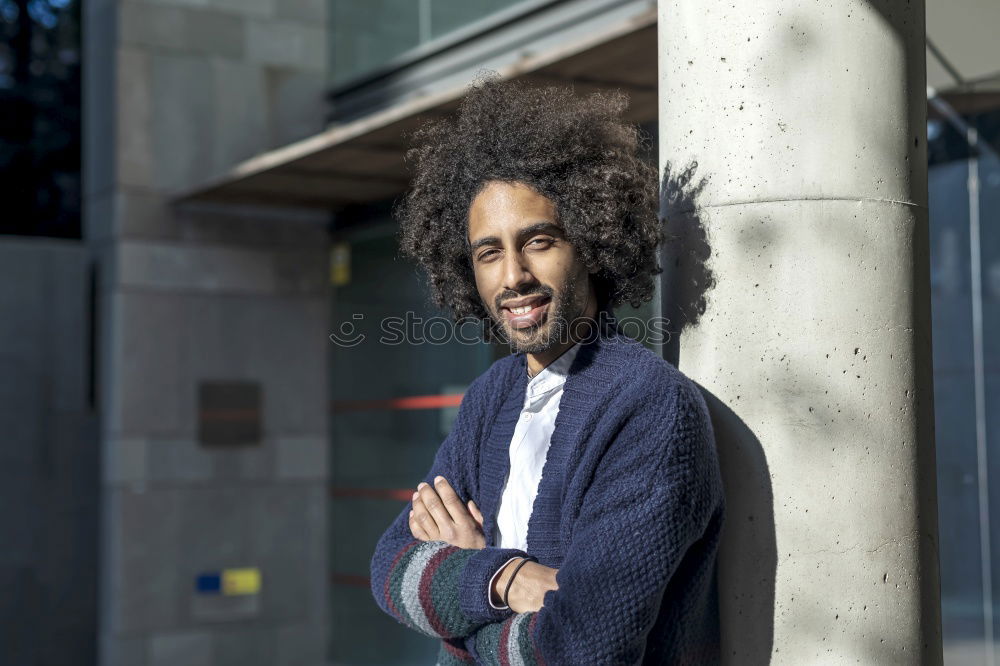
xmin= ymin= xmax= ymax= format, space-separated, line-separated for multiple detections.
xmin=83 ymin=1 xmax=332 ymax=664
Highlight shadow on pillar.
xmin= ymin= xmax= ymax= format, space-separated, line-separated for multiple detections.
xmin=660 ymin=162 xmax=777 ymax=664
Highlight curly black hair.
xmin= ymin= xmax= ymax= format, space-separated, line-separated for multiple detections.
xmin=395 ymin=74 xmax=662 ymax=323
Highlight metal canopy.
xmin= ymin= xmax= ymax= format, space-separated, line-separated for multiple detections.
xmin=175 ymin=17 xmax=656 ymax=210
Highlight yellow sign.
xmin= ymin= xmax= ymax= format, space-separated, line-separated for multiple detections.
xmin=330 ymin=243 xmax=351 ymax=286
xmin=222 ymin=567 xmax=261 ymax=596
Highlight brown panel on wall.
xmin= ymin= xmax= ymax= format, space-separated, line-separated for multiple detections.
xmin=198 ymin=381 xmax=262 ymax=447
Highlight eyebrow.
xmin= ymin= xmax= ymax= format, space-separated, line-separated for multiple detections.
xmin=468 ymin=221 xmax=564 ymax=253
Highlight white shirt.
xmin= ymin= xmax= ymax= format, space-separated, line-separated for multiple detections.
xmin=488 ymin=342 xmax=581 ymax=609
xmin=495 ymin=342 xmax=581 ymax=549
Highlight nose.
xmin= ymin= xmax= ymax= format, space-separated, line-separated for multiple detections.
xmin=501 ymin=248 xmax=537 ymax=293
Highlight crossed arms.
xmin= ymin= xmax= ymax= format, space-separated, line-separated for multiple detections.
xmin=368 ymin=377 xmax=721 ymax=665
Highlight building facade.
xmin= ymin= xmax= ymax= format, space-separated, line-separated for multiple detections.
xmin=69 ymin=0 xmax=1000 ymax=664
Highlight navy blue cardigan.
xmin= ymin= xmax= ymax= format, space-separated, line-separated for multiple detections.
xmin=370 ymin=324 xmax=724 ymax=665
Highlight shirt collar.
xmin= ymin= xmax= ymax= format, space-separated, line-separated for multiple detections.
xmin=524 ymin=342 xmax=581 ymax=401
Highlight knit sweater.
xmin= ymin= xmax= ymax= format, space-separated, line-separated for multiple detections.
xmin=369 ymin=322 xmax=725 ymax=665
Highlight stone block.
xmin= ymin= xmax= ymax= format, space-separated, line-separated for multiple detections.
xmin=150 ymin=53 xmax=215 ymax=191
xmin=275 ymin=622 xmax=327 ymax=666
xmin=247 ymin=298 xmax=328 ymax=434
xmin=110 ymin=486 xmax=184 ymax=633
xmin=245 ymin=19 xmax=325 ymax=70
xmin=99 ymin=634 xmax=148 ymax=666
xmin=116 ymin=241 xmax=277 ymax=294
xmin=116 ymin=47 xmax=153 ymax=188
xmin=276 ymin=436 xmax=328 ymax=480
xmin=113 ymin=291 xmax=190 ymax=436
xmin=209 ymin=0 xmax=275 ymax=18
xmin=273 ymin=247 xmax=329 ymax=295
xmin=176 ymin=486 xmax=252 ymax=569
xmin=102 ymin=437 xmax=148 ymax=485
xmin=213 ymin=626 xmax=277 ymax=666
xmin=265 ymin=67 xmax=326 ymax=148
xmin=147 ymin=437 xmax=213 ymax=483
xmin=116 ymin=187 xmax=175 ymax=241
xmin=274 ymin=0 xmax=325 ymax=24
xmin=120 ymin=3 xmax=244 ymax=59
xmin=249 ymin=484 xmax=326 ymax=623
xmin=210 ymin=59 xmax=268 ymax=174
xmin=149 ymin=631 xmax=212 ymax=666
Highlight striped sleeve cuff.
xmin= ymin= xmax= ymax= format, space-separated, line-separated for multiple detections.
xmin=383 ymin=541 xmax=483 ymax=639
xmin=474 ymin=612 xmax=544 ymax=666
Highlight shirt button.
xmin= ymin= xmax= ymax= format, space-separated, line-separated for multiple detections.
xmin=523 ymin=413 xmax=532 ymax=421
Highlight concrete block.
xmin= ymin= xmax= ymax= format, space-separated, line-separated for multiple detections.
xmin=276 ymin=436 xmax=328 ymax=480
xmin=149 ymin=631 xmax=212 ymax=666
xmin=273 ymin=247 xmax=328 ymax=295
xmin=247 ymin=298 xmax=328 ymax=434
xmin=150 ymin=53 xmax=215 ymax=191
xmin=113 ymin=290 xmax=190 ymax=436
xmin=177 ymin=486 xmax=251 ymax=572
xmin=245 ymin=19 xmax=324 ymax=70
xmin=265 ymin=67 xmax=325 ymax=148
xmin=120 ymin=3 xmax=244 ymax=59
xmin=211 ymin=440 xmax=276 ymax=481
xmin=275 ymin=622 xmax=327 ymax=666
xmin=99 ymin=634 xmax=148 ymax=666
xmin=102 ymin=437 xmax=148 ymax=485
xmin=147 ymin=438 xmax=213 ymax=483
xmin=249 ymin=484 xmax=326 ymax=623
xmin=110 ymin=486 xmax=184 ymax=633
xmin=209 ymin=0 xmax=274 ymax=18
xmin=116 ymin=187 xmax=175 ymax=241
xmin=274 ymin=0 xmax=325 ymax=24
xmin=116 ymin=47 xmax=153 ymax=188
xmin=210 ymin=59 xmax=268 ymax=174
xmin=117 ymin=241 xmax=277 ymax=294
xmin=213 ymin=626 xmax=276 ymax=666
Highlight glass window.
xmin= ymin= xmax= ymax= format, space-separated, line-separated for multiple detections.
xmin=328 ymin=226 xmax=497 ymax=665
xmin=928 ymin=98 xmax=1000 ymax=663
xmin=329 ymin=0 xmax=545 ymax=86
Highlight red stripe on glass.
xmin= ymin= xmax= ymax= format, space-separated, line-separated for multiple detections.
xmin=330 ymin=487 xmax=414 ymax=502
xmin=331 ymin=572 xmax=371 ymax=588
xmin=330 ymin=393 xmax=464 ymax=412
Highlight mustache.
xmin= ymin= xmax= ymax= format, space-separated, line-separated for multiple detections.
xmin=494 ymin=286 xmax=554 ymax=311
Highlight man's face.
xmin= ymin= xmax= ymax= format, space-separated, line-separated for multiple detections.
xmin=467 ymin=180 xmax=593 ymax=353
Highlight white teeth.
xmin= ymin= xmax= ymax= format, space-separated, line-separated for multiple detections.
xmin=511 ymin=305 xmax=532 ymax=314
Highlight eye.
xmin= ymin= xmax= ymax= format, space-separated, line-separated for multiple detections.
xmin=528 ymin=237 xmax=555 ymax=249
xmin=477 ymin=249 xmax=499 ymax=262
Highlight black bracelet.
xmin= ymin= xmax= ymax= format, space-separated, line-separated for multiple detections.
xmin=502 ymin=556 xmax=538 ymax=608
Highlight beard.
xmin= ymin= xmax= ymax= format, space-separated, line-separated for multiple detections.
xmin=488 ymin=270 xmax=587 ymax=354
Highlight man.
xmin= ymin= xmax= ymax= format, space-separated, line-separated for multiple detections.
xmin=370 ymin=76 xmax=724 ymax=665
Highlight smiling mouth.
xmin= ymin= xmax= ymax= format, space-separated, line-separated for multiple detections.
xmin=501 ymin=296 xmax=552 ymax=329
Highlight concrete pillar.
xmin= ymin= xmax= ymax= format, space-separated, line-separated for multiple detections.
xmin=658 ymin=0 xmax=942 ymax=662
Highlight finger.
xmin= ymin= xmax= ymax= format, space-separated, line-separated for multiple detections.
xmin=409 ymin=508 xmax=430 ymax=541
xmin=418 ymin=482 xmax=455 ymax=537
xmin=434 ymin=476 xmax=474 ymax=525
xmin=412 ymin=493 xmax=440 ymax=540
xmin=468 ymin=500 xmax=485 ymax=529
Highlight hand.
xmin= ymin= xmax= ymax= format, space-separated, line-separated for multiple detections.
xmin=491 ymin=559 xmax=559 ymax=613
xmin=409 ymin=476 xmax=486 ymax=549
